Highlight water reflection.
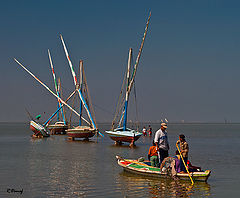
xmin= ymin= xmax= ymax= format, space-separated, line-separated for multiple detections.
xmin=118 ymin=171 xmax=211 ymax=197
xmin=28 ymin=136 xmax=99 ymax=197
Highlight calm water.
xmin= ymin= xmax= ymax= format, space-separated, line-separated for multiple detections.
xmin=0 ymin=123 xmax=239 ymax=197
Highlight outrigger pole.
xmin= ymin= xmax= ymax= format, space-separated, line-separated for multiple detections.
xmin=14 ymin=58 xmax=91 ymax=125
xmin=48 ymin=49 xmax=66 ymax=124
xmin=60 ymin=34 xmax=97 ymax=130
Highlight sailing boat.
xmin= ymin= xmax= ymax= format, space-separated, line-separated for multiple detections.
xmin=60 ymin=35 xmax=99 ymax=140
xmin=46 ymin=50 xmax=68 ymax=134
xmin=105 ymin=12 xmax=151 ymax=146
xmin=14 ymin=59 xmax=81 ymax=137
xmin=30 ymin=115 xmax=50 ymax=138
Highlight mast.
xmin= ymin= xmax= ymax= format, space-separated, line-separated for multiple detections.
xmin=60 ymin=34 xmax=97 ymax=129
xmin=48 ymin=49 xmax=66 ymax=124
xmin=14 ymin=58 xmax=91 ymax=125
xmin=123 ymin=48 xmax=132 ymax=130
xmin=79 ymin=60 xmax=83 ymax=126
xmin=127 ymin=12 xmax=151 ymax=94
xmin=122 ymin=12 xmax=151 ymax=130
xmin=123 ymin=12 xmax=151 ymax=130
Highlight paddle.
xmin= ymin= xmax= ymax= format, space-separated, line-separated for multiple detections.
xmin=176 ymin=143 xmax=194 ymax=185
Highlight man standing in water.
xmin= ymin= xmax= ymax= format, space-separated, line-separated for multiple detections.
xmin=154 ymin=123 xmax=169 ymax=166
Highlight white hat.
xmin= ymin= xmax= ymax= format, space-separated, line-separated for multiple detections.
xmin=161 ymin=123 xmax=168 ymax=128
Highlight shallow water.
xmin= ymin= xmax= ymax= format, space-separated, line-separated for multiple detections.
xmin=0 ymin=123 xmax=239 ymax=197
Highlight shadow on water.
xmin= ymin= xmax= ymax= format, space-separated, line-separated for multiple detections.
xmin=118 ymin=171 xmax=211 ymax=197
xmin=66 ymin=139 xmax=97 ymax=144
xmin=109 ymin=144 xmax=141 ymax=149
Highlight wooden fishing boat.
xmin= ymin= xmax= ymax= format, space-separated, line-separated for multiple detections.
xmin=105 ymin=13 xmax=151 ymax=146
xmin=106 ymin=127 xmax=142 ymax=143
xmin=14 ymin=58 xmax=87 ymax=137
xmin=46 ymin=50 xmax=68 ymax=135
xmin=47 ymin=121 xmax=68 ymax=134
xmin=60 ymin=36 xmax=101 ymax=140
xmin=116 ymin=156 xmax=211 ymax=182
xmin=30 ymin=120 xmax=50 ymax=137
xmin=66 ymin=126 xmax=97 ymax=139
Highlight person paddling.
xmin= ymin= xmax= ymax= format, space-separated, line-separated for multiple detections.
xmin=176 ymin=134 xmax=189 ymax=173
xmin=154 ymin=123 xmax=169 ymax=165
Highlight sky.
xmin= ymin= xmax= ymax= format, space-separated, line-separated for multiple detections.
xmin=1 ymin=0 xmax=240 ymax=123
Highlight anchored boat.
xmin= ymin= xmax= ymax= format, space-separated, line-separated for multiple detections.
xmin=46 ymin=50 xmax=68 ymax=134
xmin=105 ymin=12 xmax=151 ymax=146
xmin=116 ymin=156 xmax=211 ymax=182
xmin=47 ymin=121 xmax=68 ymax=135
xmin=60 ymin=35 xmax=99 ymax=140
xmin=14 ymin=58 xmax=84 ymax=139
xmin=30 ymin=120 xmax=50 ymax=138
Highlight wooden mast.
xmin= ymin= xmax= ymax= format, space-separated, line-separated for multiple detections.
xmin=48 ymin=49 xmax=66 ymax=124
xmin=79 ymin=60 xmax=83 ymax=126
xmin=60 ymin=34 xmax=97 ymax=130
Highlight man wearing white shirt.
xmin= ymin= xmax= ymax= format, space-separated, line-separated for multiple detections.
xmin=154 ymin=123 xmax=169 ymax=166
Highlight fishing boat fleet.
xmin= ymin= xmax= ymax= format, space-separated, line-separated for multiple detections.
xmin=14 ymin=12 xmax=211 ymax=183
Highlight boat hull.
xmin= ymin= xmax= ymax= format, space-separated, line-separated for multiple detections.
xmin=105 ymin=128 xmax=142 ymax=143
xmin=30 ymin=120 xmax=50 ymax=137
xmin=116 ymin=156 xmax=211 ymax=182
xmin=47 ymin=122 xmax=68 ymax=134
xmin=66 ymin=126 xmax=96 ymax=139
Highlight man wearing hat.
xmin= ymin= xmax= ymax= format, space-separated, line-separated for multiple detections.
xmin=154 ymin=123 xmax=170 ymax=166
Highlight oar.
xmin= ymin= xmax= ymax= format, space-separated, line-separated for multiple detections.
xmin=176 ymin=143 xmax=194 ymax=185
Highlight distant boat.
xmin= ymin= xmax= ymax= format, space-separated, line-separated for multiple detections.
xmin=30 ymin=120 xmax=50 ymax=138
xmin=47 ymin=121 xmax=68 ymax=135
xmin=14 ymin=59 xmax=82 ymax=138
xmin=46 ymin=50 xmax=68 ymax=135
xmin=25 ymin=109 xmax=50 ymax=138
xmin=105 ymin=13 xmax=151 ymax=146
xmin=60 ymin=35 xmax=100 ymax=140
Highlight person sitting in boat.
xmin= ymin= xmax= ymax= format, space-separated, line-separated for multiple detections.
xmin=142 ymin=126 xmax=147 ymax=136
xmin=159 ymin=156 xmax=177 ymax=177
xmin=173 ymin=150 xmax=181 ymax=173
xmin=148 ymin=140 xmax=159 ymax=167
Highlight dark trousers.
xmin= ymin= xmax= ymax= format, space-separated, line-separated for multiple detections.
xmin=180 ymin=157 xmax=188 ymax=172
xmin=158 ymin=148 xmax=169 ymax=166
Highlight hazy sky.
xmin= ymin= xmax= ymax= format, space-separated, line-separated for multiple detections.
xmin=1 ymin=0 xmax=240 ymax=123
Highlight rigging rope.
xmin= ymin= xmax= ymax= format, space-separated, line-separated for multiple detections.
xmin=133 ymin=80 xmax=140 ymax=131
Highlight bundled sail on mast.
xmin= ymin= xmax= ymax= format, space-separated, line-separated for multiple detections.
xmin=60 ymin=35 xmax=101 ymax=140
xmin=47 ymin=50 xmax=68 ymax=134
xmin=105 ymin=12 xmax=151 ymax=146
